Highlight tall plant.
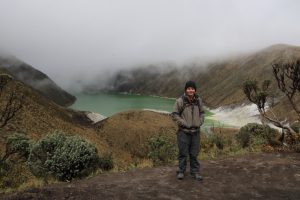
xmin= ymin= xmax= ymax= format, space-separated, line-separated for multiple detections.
xmin=243 ymin=60 xmax=300 ymax=143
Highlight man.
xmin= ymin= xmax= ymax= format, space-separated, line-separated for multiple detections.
xmin=171 ymin=80 xmax=205 ymax=181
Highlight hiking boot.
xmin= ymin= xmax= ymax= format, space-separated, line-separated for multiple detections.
xmin=177 ymin=172 xmax=184 ymax=180
xmin=191 ymin=173 xmax=203 ymax=181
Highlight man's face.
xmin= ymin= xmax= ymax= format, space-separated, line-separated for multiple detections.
xmin=186 ymin=87 xmax=196 ymax=97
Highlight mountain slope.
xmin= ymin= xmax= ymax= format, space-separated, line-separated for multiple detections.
xmin=197 ymin=44 xmax=300 ymax=107
xmin=0 ymin=73 xmax=105 ymax=155
xmin=106 ymin=44 xmax=300 ymax=120
xmin=0 ymin=73 xmax=177 ymax=168
xmin=0 ymin=55 xmax=75 ymax=106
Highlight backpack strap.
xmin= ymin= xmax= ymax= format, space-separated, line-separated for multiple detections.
xmin=178 ymin=94 xmax=202 ymax=116
xmin=178 ymin=95 xmax=187 ymax=116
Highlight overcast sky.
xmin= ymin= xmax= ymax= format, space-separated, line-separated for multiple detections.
xmin=1 ymin=0 xmax=300 ymax=89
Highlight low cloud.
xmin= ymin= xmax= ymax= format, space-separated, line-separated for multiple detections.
xmin=1 ymin=0 xmax=300 ymax=91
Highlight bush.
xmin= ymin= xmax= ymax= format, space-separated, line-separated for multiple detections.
xmin=5 ymin=133 xmax=31 ymax=154
xmin=201 ymin=129 xmax=235 ymax=150
xmin=98 ymin=154 xmax=114 ymax=171
xmin=207 ymin=133 xmax=225 ymax=150
xmin=292 ymin=143 xmax=300 ymax=153
xmin=0 ymin=160 xmax=10 ymax=188
xmin=0 ymin=161 xmax=30 ymax=189
xmin=249 ymin=134 xmax=266 ymax=147
xmin=291 ymin=122 xmax=299 ymax=134
xmin=236 ymin=123 xmax=278 ymax=148
xmin=27 ymin=133 xmax=65 ymax=178
xmin=2 ymin=133 xmax=31 ymax=161
xmin=27 ymin=132 xmax=100 ymax=181
xmin=0 ymin=134 xmax=31 ymax=190
xmin=147 ymin=134 xmax=177 ymax=166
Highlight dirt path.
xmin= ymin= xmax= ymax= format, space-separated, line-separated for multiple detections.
xmin=2 ymin=153 xmax=300 ymax=200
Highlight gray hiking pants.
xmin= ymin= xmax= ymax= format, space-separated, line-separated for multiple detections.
xmin=177 ymin=130 xmax=200 ymax=174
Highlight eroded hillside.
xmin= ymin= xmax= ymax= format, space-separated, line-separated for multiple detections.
xmin=106 ymin=44 xmax=300 ymax=121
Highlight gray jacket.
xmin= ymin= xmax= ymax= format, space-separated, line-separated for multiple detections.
xmin=171 ymin=94 xmax=205 ymax=133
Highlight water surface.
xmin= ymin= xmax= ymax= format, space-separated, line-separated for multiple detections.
xmin=70 ymin=92 xmax=175 ymax=116
xmin=70 ymin=92 xmax=228 ymax=129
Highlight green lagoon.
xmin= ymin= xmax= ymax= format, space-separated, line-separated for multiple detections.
xmin=70 ymin=92 xmax=175 ymax=116
xmin=70 ymin=92 xmax=224 ymax=129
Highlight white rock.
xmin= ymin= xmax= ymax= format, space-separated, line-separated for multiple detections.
xmin=85 ymin=112 xmax=107 ymax=123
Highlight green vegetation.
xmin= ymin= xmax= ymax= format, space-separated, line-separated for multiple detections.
xmin=98 ymin=154 xmax=114 ymax=171
xmin=1 ymin=132 xmax=113 ymax=191
xmin=0 ymin=120 xmax=293 ymax=193
xmin=147 ymin=133 xmax=177 ymax=166
xmin=200 ymin=129 xmax=241 ymax=159
xmin=236 ymin=123 xmax=278 ymax=148
xmin=243 ymin=60 xmax=300 ymax=147
xmin=27 ymin=132 xmax=101 ymax=181
xmin=1 ymin=133 xmax=31 ymax=162
xmin=145 ymin=122 xmax=282 ymax=166
xmin=143 ymin=121 xmax=285 ymax=167
xmin=200 ymin=123 xmax=283 ymax=160
xmin=291 ymin=123 xmax=299 ymax=134
xmin=0 ymin=133 xmax=32 ymax=190
xmin=0 ymin=160 xmax=32 ymax=190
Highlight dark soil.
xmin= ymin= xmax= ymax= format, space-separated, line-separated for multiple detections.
xmin=2 ymin=153 xmax=300 ymax=200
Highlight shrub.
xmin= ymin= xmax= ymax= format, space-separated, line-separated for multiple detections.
xmin=0 ymin=161 xmax=30 ymax=189
xmin=0 ymin=160 xmax=10 ymax=188
xmin=27 ymin=132 xmax=100 ymax=181
xmin=236 ymin=123 xmax=278 ymax=148
xmin=2 ymin=133 xmax=31 ymax=161
xmin=249 ymin=134 xmax=266 ymax=147
xmin=147 ymin=134 xmax=177 ymax=166
xmin=207 ymin=133 xmax=225 ymax=150
xmin=201 ymin=129 xmax=236 ymax=150
xmin=27 ymin=132 xmax=65 ymax=178
xmin=98 ymin=154 xmax=114 ymax=171
xmin=291 ymin=122 xmax=299 ymax=134
xmin=200 ymin=133 xmax=211 ymax=151
xmin=0 ymin=134 xmax=32 ymax=190
xmin=292 ymin=143 xmax=300 ymax=153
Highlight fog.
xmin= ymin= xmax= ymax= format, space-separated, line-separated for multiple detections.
xmin=209 ymin=104 xmax=261 ymax=127
xmin=1 ymin=0 xmax=300 ymax=90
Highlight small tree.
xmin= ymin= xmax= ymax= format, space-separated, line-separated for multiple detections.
xmin=272 ymin=61 xmax=300 ymax=119
xmin=243 ymin=80 xmax=297 ymax=140
xmin=1 ymin=133 xmax=31 ymax=162
xmin=0 ymin=74 xmax=24 ymax=129
xmin=243 ymin=60 xmax=300 ymax=144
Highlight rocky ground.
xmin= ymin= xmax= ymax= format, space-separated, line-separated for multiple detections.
xmin=1 ymin=153 xmax=300 ymax=200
